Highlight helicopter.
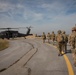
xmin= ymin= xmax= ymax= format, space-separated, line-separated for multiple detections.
xmin=0 ymin=26 xmax=33 ymax=39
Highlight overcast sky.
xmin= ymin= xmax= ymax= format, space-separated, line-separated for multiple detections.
xmin=0 ymin=0 xmax=76 ymax=34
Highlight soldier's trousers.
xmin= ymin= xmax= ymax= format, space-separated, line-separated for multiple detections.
xmin=62 ymin=42 xmax=67 ymax=53
xmin=72 ymin=49 xmax=76 ymax=65
xmin=57 ymin=43 xmax=63 ymax=54
xmin=73 ymin=53 xmax=76 ymax=65
xmin=71 ymin=42 xmax=75 ymax=49
xmin=43 ymin=39 xmax=46 ymax=43
xmin=47 ymin=38 xmax=50 ymax=43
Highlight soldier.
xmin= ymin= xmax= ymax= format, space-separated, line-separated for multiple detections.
xmin=51 ymin=31 xmax=55 ymax=44
xmin=68 ymin=27 xmax=76 ymax=50
xmin=47 ymin=32 xmax=51 ymax=43
xmin=69 ymin=25 xmax=76 ymax=66
xmin=62 ymin=31 xmax=68 ymax=53
xmin=42 ymin=32 xmax=46 ymax=43
xmin=56 ymin=30 xmax=64 ymax=56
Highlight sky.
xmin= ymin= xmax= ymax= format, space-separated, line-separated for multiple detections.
xmin=0 ymin=0 xmax=76 ymax=34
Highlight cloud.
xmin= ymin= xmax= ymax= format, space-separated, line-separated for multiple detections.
xmin=0 ymin=1 xmax=44 ymax=23
xmin=41 ymin=0 xmax=76 ymax=15
xmin=0 ymin=2 xmax=15 ymax=13
xmin=31 ymin=12 xmax=76 ymax=34
xmin=0 ymin=0 xmax=76 ymax=34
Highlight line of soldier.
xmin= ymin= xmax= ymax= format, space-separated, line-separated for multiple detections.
xmin=42 ymin=31 xmax=55 ymax=43
xmin=42 ymin=31 xmax=68 ymax=55
xmin=42 ymin=26 xmax=76 ymax=66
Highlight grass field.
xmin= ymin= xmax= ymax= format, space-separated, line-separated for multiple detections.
xmin=0 ymin=39 xmax=9 ymax=51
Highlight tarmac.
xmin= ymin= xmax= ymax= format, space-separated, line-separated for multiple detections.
xmin=0 ymin=37 xmax=76 ymax=75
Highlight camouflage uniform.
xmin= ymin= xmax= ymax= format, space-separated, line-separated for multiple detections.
xmin=69 ymin=25 xmax=76 ymax=66
xmin=47 ymin=33 xmax=51 ymax=43
xmin=51 ymin=31 xmax=55 ymax=44
xmin=56 ymin=30 xmax=64 ymax=56
xmin=73 ymin=48 xmax=76 ymax=66
xmin=62 ymin=31 xmax=68 ymax=53
xmin=69 ymin=29 xmax=76 ymax=50
xmin=42 ymin=32 xmax=46 ymax=43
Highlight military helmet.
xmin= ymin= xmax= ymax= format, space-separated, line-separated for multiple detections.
xmin=52 ymin=31 xmax=54 ymax=33
xmin=62 ymin=31 xmax=65 ymax=34
xmin=58 ymin=30 xmax=61 ymax=34
xmin=43 ymin=32 xmax=45 ymax=34
xmin=48 ymin=32 xmax=50 ymax=34
xmin=72 ymin=26 xmax=76 ymax=31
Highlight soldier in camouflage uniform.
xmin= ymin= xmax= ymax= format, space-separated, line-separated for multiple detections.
xmin=56 ymin=30 xmax=64 ymax=56
xmin=42 ymin=32 xmax=46 ymax=43
xmin=47 ymin=32 xmax=51 ymax=43
xmin=69 ymin=25 xmax=76 ymax=66
xmin=62 ymin=31 xmax=68 ymax=53
xmin=68 ymin=27 xmax=76 ymax=50
xmin=51 ymin=31 xmax=55 ymax=44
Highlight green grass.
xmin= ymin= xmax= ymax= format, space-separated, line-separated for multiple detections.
xmin=0 ymin=39 xmax=9 ymax=51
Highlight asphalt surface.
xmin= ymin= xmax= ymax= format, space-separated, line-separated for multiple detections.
xmin=0 ymin=38 xmax=76 ymax=75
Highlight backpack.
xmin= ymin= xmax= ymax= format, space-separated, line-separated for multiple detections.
xmin=63 ymin=34 xmax=68 ymax=42
xmin=57 ymin=34 xmax=64 ymax=43
xmin=51 ymin=33 xmax=55 ymax=38
xmin=42 ymin=34 xmax=46 ymax=39
xmin=71 ymin=34 xmax=75 ymax=42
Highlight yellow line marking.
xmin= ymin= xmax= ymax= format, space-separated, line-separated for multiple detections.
xmin=46 ymin=43 xmax=74 ymax=75
xmin=63 ymin=52 xmax=74 ymax=75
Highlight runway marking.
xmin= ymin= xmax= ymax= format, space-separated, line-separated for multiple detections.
xmin=46 ymin=43 xmax=74 ymax=75
xmin=62 ymin=52 xmax=74 ymax=75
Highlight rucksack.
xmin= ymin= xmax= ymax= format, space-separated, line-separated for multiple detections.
xmin=71 ymin=34 xmax=75 ymax=42
xmin=43 ymin=34 xmax=46 ymax=39
xmin=57 ymin=34 xmax=64 ymax=43
xmin=63 ymin=34 xmax=68 ymax=42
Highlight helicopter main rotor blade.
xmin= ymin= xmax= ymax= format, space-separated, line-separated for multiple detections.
xmin=0 ymin=28 xmax=19 ymax=30
xmin=0 ymin=28 xmax=8 ymax=30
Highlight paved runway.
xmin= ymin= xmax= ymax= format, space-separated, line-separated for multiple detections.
xmin=0 ymin=38 xmax=76 ymax=75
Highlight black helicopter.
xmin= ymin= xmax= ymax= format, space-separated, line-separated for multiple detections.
xmin=0 ymin=26 xmax=33 ymax=39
